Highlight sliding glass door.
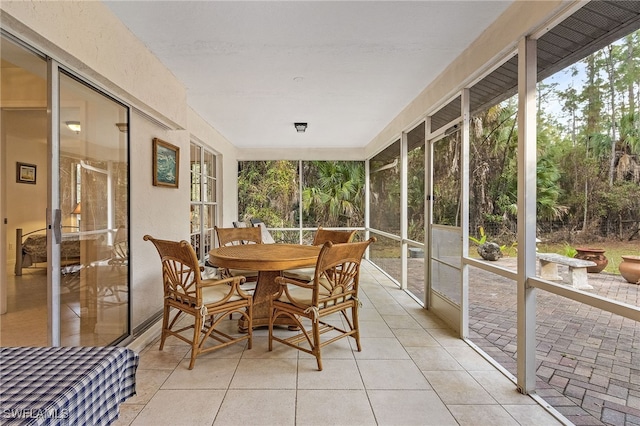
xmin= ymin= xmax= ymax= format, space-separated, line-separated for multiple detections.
xmin=1 ymin=35 xmax=49 ymax=345
xmin=1 ymin=33 xmax=129 ymax=346
xmin=58 ymin=72 xmax=129 ymax=345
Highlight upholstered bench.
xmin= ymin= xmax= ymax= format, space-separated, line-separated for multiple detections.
xmin=537 ymin=252 xmax=596 ymax=290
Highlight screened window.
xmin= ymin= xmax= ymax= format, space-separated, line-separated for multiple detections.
xmin=190 ymin=143 xmax=217 ymax=261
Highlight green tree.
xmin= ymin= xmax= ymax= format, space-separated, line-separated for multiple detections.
xmin=301 ymin=161 xmax=365 ymax=227
xmin=238 ymin=160 xmax=298 ymax=227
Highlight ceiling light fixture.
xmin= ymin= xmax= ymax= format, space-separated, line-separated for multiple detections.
xmin=65 ymin=121 xmax=81 ymax=133
xmin=294 ymin=122 xmax=307 ymax=133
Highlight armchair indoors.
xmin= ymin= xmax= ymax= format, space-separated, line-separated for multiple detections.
xmin=144 ymin=235 xmax=252 ymax=369
xmin=269 ymin=238 xmax=375 ymax=370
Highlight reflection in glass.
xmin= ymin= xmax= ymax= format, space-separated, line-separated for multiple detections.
xmin=204 ymin=150 xmax=216 ymax=202
xmin=190 ymin=144 xmax=201 ymax=203
xmin=59 ymin=72 xmax=129 ymax=345
xmin=190 ymin=143 xmax=217 ymax=261
xmin=1 ymin=35 xmax=49 ymax=346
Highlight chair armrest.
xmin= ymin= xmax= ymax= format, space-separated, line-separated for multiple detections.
xmin=199 ymin=276 xmax=252 ymax=299
xmin=273 ymin=275 xmax=315 ymax=303
xmin=275 ymin=275 xmax=314 ymax=289
xmin=199 ymin=275 xmax=244 ymax=288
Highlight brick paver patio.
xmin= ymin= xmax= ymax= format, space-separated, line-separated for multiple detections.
xmin=471 ymin=259 xmax=640 ymax=425
xmin=394 ymin=257 xmax=640 ymax=425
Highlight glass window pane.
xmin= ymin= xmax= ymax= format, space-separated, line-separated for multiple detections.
xmin=191 ymin=204 xmax=201 ymax=233
xmin=190 ymin=144 xmax=218 ymax=263
xmin=2 ymin=35 xmax=49 ymax=346
xmin=204 ymin=151 xmax=216 ymax=177
xmin=190 ymin=144 xmax=201 ymax=202
xmin=203 ymin=204 xmax=213 ymax=229
xmin=204 ymin=228 xmax=215 ymax=258
xmin=191 ymin=144 xmax=201 ymax=163
xmin=204 ymin=177 xmax=215 ymax=202
xmin=59 ymin=71 xmax=129 ymax=345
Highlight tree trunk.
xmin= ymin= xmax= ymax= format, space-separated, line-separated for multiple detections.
xmin=606 ymin=46 xmax=617 ymax=187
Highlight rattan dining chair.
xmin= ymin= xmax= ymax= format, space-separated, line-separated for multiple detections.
xmin=283 ymin=227 xmax=357 ymax=281
xmin=249 ymin=218 xmax=276 ymax=244
xmin=144 ymin=235 xmax=253 ymax=369
xmin=312 ymin=227 xmax=357 ymax=245
xmin=213 ymin=226 xmax=262 ymax=284
xmin=269 ymin=237 xmax=375 ymax=370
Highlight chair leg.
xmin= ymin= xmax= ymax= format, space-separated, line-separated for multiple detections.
xmin=159 ymin=304 xmax=170 ymax=351
xmin=268 ymin=305 xmax=274 ymax=352
xmin=246 ymin=309 xmax=253 ymax=350
xmin=352 ymin=305 xmax=361 ymax=352
xmin=189 ymin=315 xmax=202 ymax=370
xmin=313 ymin=321 xmax=322 ymax=371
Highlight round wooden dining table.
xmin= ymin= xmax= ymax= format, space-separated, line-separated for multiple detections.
xmin=209 ymin=243 xmax=321 ymax=331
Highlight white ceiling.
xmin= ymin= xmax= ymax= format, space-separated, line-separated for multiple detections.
xmin=104 ymin=1 xmax=513 ymax=150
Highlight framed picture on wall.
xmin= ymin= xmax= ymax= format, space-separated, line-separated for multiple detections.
xmin=16 ymin=162 xmax=37 ymax=184
xmin=152 ymin=138 xmax=179 ymax=188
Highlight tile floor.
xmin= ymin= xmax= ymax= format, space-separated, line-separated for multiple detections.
xmin=114 ymin=263 xmax=563 ymax=426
